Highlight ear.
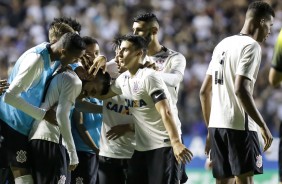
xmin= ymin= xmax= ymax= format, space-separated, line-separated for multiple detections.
xmin=137 ymin=50 xmax=143 ymax=56
xmin=151 ymin=26 xmax=158 ymax=35
xmin=260 ymin=19 xmax=265 ymax=26
xmin=60 ymin=48 xmax=67 ymax=55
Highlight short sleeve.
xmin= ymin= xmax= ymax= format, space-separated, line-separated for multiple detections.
xmin=169 ymin=53 xmax=186 ymax=75
xmin=145 ymin=71 xmax=166 ymax=96
xmin=110 ymin=74 xmax=123 ymax=95
xmin=58 ymin=72 xmax=82 ymax=104
xmin=272 ymin=29 xmax=282 ymax=72
xmin=236 ymin=42 xmax=261 ymax=81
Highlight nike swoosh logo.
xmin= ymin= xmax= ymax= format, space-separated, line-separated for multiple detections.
xmin=155 ymin=93 xmax=163 ymax=99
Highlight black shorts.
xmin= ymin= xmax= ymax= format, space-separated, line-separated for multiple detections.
xmin=0 ymin=119 xmax=31 ymax=169
xmin=71 ymin=151 xmax=99 ymax=184
xmin=29 ymin=139 xmax=70 ymax=184
xmin=209 ymin=128 xmax=263 ymax=178
xmin=98 ymin=156 xmax=129 ymax=184
xmin=127 ymin=147 xmax=180 ymax=184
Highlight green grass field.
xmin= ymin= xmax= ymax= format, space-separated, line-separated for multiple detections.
xmin=185 ymin=169 xmax=278 ymax=184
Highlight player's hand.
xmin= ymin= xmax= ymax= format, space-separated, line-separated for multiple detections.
xmin=204 ymin=132 xmax=211 ymax=156
xmin=88 ymin=55 xmax=107 ymax=76
xmin=106 ymin=124 xmax=133 ymax=140
xmin=69 ymin=164 xmax=78 ymax=171
xmin=0 ymin=79 xmax=9 ymax=95
xmin=80 ymin=54 xmax=93 ymax=70
xmin=260 ymin=125 xmax=273 ymax=152
xmin=43 ymin=108 xmax=58 ymax=126
xmin=172 ymin=142 xmax=193 ymax=164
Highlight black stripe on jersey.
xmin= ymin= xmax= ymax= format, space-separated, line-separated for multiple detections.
xmin=244 ymin=112 xmax=249 ymax=131
xmin=151 ymin=90 xmax=167 ymax=104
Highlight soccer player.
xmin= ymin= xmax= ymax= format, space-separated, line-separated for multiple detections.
xmin=29 ymin=66 xmax=109 ymax=184
xmin=268 ymin=28 xmax=282 ymax=184
xmin=70 ymin=36 xmax=111 ymax=184
xmin=96 ymin=34 xmax=193 ymax=184
xmin=0 ymin=32 xmax=85 ymax=183
xmin=98 ymin=37 xmax=136 ymax=184
xmin=132 ymin=13 xmax=188 ymax=183
xmin=49 ymin=17 xmax=81 ymax=35
xmin=199 ymin=2 xmax=274 ymax=184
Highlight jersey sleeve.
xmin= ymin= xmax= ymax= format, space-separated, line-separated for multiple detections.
xmin=168 ymin=53 xmax=186 ymax=75
xmin=9 ymin=52 xmax=43 ymax=92
xmin=236 ymin=42 xmax=261 ymax=81
xmin=57 ymin=73 xmax=82 ymax=165
xmin=145 ymin=71 xmax=167 ymax=96
xmin=4 ymin=53 xmax=46 ymax=120
xmin=271 ymin=29 xmax=282 ymax=72
xmin=110 ymin=73 xmax=123 ymax=95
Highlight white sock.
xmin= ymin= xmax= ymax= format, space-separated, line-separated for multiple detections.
xmin=14 ymin=175 xmax=34 ymax=184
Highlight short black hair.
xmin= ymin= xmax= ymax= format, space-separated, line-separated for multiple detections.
xmin=112 ymin=35 xmax=123 ymax=51
xmin=61 ymin=32 xmax=86 ymax=51
xmin=82 ymin=36 xmax=98 ymax=46
xmin=248 ymin=1 xmax=275 ymax=19
xmin=120 ymin=34 xmax=148 ymax=52
xmin=133 ymin=13 xmax=159 ymax=23
xmin=50 ymin=17 xmax=81 ymax=33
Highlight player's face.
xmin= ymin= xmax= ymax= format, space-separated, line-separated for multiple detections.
xmin=132 ymin=21 xmax=151 ymax=42
xmin=82 ymin=77 xmax=104 ymax=97
xmin=118 ymin=41 xmax=140 ymax=70
xmin=60 ymin=49 xmax=85 ymax=66
xmin=257 ymin=16 xmax=274 ymax=42
xmin=86 ymin=43 xmax=100 ymax=60
xmin=115 ymin=47 xmax=127 ymax=73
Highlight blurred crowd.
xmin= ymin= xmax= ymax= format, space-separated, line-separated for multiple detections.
xmin=0 ymin=0 xmax=282 ymax=136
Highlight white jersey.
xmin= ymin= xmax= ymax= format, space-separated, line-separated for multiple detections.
xmin=207 ymin=35 xmax=261 ymax=131
xmin=111 ymin=68 xmax=173 ymax=151
xmin=144 ymin=47 xmax=186 ymax=135
xmin=29 ymin=69 xmax=82 ymax=165
xmin=99 ymin=60 xmax=135 ymax=159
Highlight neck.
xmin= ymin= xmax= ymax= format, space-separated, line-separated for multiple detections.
xmin=240 ymin=19 xmax=258 ymax=40
xmin=128 ymin=62 xmax=142 ymax=76
xmin=147 ymin=39 xmax=163 ymax=56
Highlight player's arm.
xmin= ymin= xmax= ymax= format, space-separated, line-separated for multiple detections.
xmin=269 ymin=68 xmax=282 ymax=87
xmin=75 ymin=98 xmax=103 ymax=113
xmin=199 ymin=74 xmax=212 ymax=127
xmin=56 ymin=74 xmax=82 ymax=170
xmin=152 ymin=90 xmax=193 ymax=164
xmin=72 ymin=109 xmax=99 ymax=154
xmin=106 ymin=123 xmax=135 ymax=140
xmin=3 ymin=53 xmax=47 ymax=120
xmin=0 ymin=79 xmax=9 ymax=95
xmin=235 ymin=75 xmax=273 ymax=151
xmin=199 ymin=74 xmax=213 ymax=156
xmin=158 ymin=53 xmax=186 ymax=87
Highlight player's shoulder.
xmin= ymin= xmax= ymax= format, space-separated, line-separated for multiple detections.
xmin=59 ymin=70 xmax=81 ymax=86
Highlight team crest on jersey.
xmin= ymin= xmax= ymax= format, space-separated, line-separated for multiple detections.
xmin=76 ymin=177 xmax=83 ymax=184
xmin=155 ymin=59 xmax=165 ymax=71
xmin=58 ymin=175 xmax=66 ymax=184
xmin=133 ymin=81 xmax=139 ymax=93
xmin=16 ymin=150 xmax=27 ymax=163
xmin=256 ymin=155 xmax=262 ymax=168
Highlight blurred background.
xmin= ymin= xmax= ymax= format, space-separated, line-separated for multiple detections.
xmin=0 ymin=0 xmax=281 ymax=183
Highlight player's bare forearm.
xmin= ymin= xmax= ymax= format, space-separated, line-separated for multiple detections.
xmin=235 ymin=75 xmax=266 ymax=128
xmin=73 ymin=110 xmax=99 ymax=153
xmin=199 ymin=75 xmax=212 ymax=127
xmin=155 ymin=100 xmax=181 ymax=145
xmin=75 ymin=100 xmax=102 ymax=113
